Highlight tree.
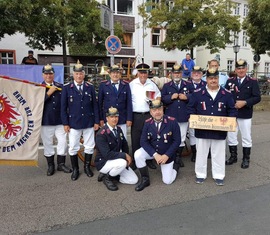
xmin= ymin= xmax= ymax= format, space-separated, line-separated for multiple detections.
xmin=243 ymin=0 xmax=270 ymax=55
xmin=0 ymin=0 xmax=124 ymax=65
xmin=138 ymin=0 xmax=240 ymax=57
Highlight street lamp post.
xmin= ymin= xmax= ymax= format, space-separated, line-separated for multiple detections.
xmin=233 ymin=44 xmax=240 ymax=63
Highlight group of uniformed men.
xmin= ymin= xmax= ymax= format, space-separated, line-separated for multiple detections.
xmin=40 ymin=58 xmax=261 ymax=191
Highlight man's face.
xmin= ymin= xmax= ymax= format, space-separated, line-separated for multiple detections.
xmin=209 ymin=61 xmax=219 ymax=70
xmin=73 ymin=71 xmax=85 ymax=84
xmin=150 ymin=106 xmax=164 ymax=122
xmin=109 ymin=71 xmax=120 ymax=83
xmin=106 ymin=115 xmax=119 ymax=127
xmin=186 ymin=54 xmax=191 ymax=60
xmin=43 ymin=73 xmax=54 ymax=84
xmin=172 ymin=71 xmax=182 ymax=82
xmin=191 ymin=71 xmax=203 ymax=82
xmin=28 ymin=53 xmax=33 ymax=59
xmin=206 ymin=76 xmax=219 ymax=90
xmin=235 ymin=67 xmax=247 ymax=79
xmin=138 ymin=71 xmax=148 ymax=84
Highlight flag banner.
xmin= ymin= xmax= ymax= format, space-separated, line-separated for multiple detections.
xmin=0 ymin=77 xmax=45 ymax=166
xmin=0 ymin=64 xmax=64 ymax=84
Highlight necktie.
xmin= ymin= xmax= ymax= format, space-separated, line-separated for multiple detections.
xmin=112 ymin=83 xmax=118 ymax=94
xmin=238 ymin=79 xmax=241 ymax=85
xmin=78 ymin=84 xmax=83 ymax=94
xmin=113 ymin=128 xmax=118 ymax=137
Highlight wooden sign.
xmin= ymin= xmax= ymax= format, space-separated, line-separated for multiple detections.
xmin=189 ymin=115 xmax=237 ymax=132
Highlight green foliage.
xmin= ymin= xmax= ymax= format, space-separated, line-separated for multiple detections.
xmin=139 ymin=0 xmax=240 ymax=53
xmin=0 ymin=0 xmax=125 ymax=60
xmin=243 ymin=0 xmax=270 ymax=54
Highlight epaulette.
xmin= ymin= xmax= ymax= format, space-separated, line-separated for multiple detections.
xmin=101 ymin=80 xmax=108 ymax=83
xmin=64 ymin=82 xmax=70 ymax=86
xmin=224 ymin=88 xmax=231 ymax=93
xmin=250 ymin=77 xmax=258 ymax=81
xmin=227 ymin=77 xmax=235 ymax=80
xmin=168 ymin=116 xmax=175 ymax=121
xmin=194 ymin=88 xmax=202 ymax=93
xmin=145 ymin=117 xmax=152 ymax=122
xmin=121 ymin=80 xmax=129 ymax=84
xmin=184 ymin=80 xmax=192 ymax=84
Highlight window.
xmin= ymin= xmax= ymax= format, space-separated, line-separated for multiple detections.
xmin=146 ymin=0 xmax=160 ymax=12
xmin=152 ymin=61 xmax=164 ymax=76
xmin=265 ymin=62 xmax=270 ymax=75
xmin=166 ymin=62 xmax=176 ymax=76
xmin=243 ymin=4 xmax=249 ymax=17
xmin=152 ymin=28 xmax=161 ymax=46
xmin=234 ymin=3 xmax=240 ymax=15
xmin=166 ymin=1 xmax=174 ymax=11
xmin=227 ymin=60 xmax=233 ymax=72
xmin=0 ymin=50 xmax=15 ymax=64
xmin=117 ymin=0 xmax=133 ymax=15
xmin=242 ymin=31 xmax=248 ymax=47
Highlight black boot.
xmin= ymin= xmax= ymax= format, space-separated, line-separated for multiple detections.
xmin=146 ymin=159 xmax=157 ymax=169
xmin=173 ymin=156 xmax=181 ymax=173
xmin=241 ymin=147 xmax=251 ymax=169
xmin=46 ymin=155 xmax=55 ymax=176
xmin=226 ymin=146 xmax=238 ymax=165
xmin=135 ymin=166 xmax=150 ymax=191
xmin=57 ymin=155 xmax=72 ymax=173
xmin=190 ymin=145 xmax=196 ymax=162
xmin=97 ymin=173 xmax=106 ymax=182
xmin=84 ymin=154 xmax=94 ymax=177
xmin=103 ymin=173 xmax=118 ymax=191
xmin=70 ymin=155 xmax=80 ymax=181
xmin=177 ymin=147 xmax=185 ymax=167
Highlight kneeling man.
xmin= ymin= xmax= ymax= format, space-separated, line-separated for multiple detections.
xmin=134 ymin=100 xmax=181 ymax=191
xmin=95 ymin=107 xmax=138 ymax=191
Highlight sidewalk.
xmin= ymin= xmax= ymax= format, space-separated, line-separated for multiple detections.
xmin=1 ymin=111 xmax=270 ymax=235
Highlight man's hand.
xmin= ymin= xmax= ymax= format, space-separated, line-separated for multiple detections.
xmin=47 ymin=86 xmax=57 ymax=96
xmin=126 ymin=121 xmax=132 ymax=127
xmin=179 ymin=93 xmax=187 ymax=100
xmin=160 ymin=154 xmax=169 ymax=164
xmin=94 ymin=124 xmax=99 ymax=131
xmin=64 ymin=125 xmax=70 ymax=133
xmin=171 ymin=93 xmax=179 ymax=100
xmin=235 ymin=100 xmax=247 ymax=109
xmin=125 ymin=154 xmax=132 ymax=166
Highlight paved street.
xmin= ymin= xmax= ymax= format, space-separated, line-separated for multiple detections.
xmin=1 ymin=111 xmax=270 ymax=235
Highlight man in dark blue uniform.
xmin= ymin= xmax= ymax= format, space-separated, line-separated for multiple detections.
xmin=41 ymin=64 xmax=72 ymax=176
xmin=225 ymin=60 xmax=261 ymax=169
xmin=134 ymin=100 xmax=181 ymax=191
xmin=161 ymin=64 xmax=192 ymax=167
xmin=98 ymin=65 xmax=132 ymax=138
xmin=61 ymin=61 xmax=99 ymax=181
xmin=95 ymin=107 xmax=138 ymax=191
xmin=189 ymin=66 xmax=207 ymax=162
xmin=187 ymin=68 xmax=237 ymax=186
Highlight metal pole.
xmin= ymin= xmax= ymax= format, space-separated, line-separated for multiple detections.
xmin=110 ymin=0 xmax=114 ymax=66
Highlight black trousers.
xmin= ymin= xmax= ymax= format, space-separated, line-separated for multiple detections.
xmin=131 ymin=112 xmax=151 ymax=157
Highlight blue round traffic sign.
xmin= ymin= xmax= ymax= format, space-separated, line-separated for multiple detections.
xmin=105 ymin=35 xmax=122 ymax=54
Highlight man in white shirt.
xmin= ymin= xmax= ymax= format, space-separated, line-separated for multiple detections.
xmin=129 ymin=63 xmax=161 ymax=169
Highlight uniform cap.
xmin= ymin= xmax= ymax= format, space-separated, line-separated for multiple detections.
xmin=192 ymin=66 xmax=203 ymax=72
xmin=235 ymin=59 xmax=247 ymax=68
xmin=28 ymin=50 xmax=34 ymax=54
xmin=73 ymin=60 xmax=85 ymax=72
xmin=172 ymin=64 xmax=182 ymax=72
xmin=106 ymin=107 xmax=119 ymax=117
xmin=42 ymin=64 xmax=55 ymax=74
xmin=149 ymin=99 xmax=163 ymax=109
xmin=136 ymin=63 xmax=150 ymax=73
xmin=206 ymin=68 xmax=219 ymax=77
xmin=109 ymin=65 xmax=121 ymax=72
